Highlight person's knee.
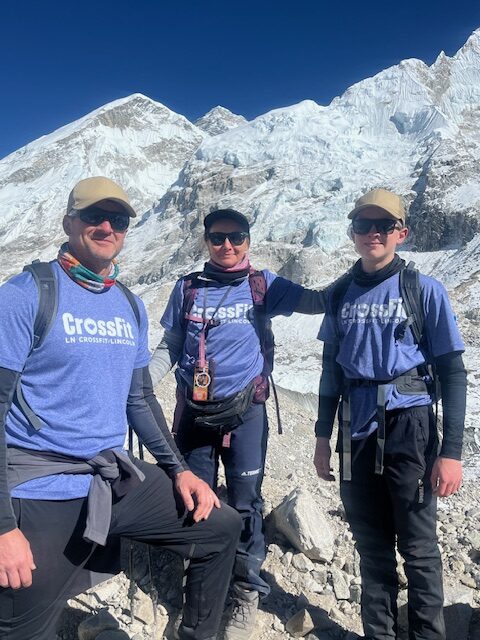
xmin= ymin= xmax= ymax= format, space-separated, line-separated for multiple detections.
xmin=227 ymin=474 xmax=264 ymax=510
xmin=397 ymin=534 xmax=441 ymax=564
xmin=213 ymin=502 xmax=242 ymax=547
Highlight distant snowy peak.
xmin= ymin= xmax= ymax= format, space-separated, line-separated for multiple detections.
xmin=0 ymin=93 xmax=206 ymax=272
xmin=0 ymin=93 xmax=202 ymax=169
xmin=332 ymin=29 xmax=480 ymax=135
xmin=194 ymin=106 xmax=248 ymax=136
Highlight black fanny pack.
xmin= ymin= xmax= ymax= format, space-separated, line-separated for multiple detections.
xmin=185 ymin=381 xmax=256 ymax=434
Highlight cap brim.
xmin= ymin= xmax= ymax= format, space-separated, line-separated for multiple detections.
xmin=74 ymin=197 xmax=136 ymax=218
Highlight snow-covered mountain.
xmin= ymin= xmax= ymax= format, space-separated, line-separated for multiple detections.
xmin=0 ymin=30 xmax=478 ymax=463
xmin=125 ymin=29 xmax=480 ymax=287
xmin=194 ymin=106 xmax=248 ymax=136
xmin=0 ymin=94 xmax=205 ymax=275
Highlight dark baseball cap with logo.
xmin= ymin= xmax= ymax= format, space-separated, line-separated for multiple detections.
xmin=203 ymin=208 xmax=250 ymax=233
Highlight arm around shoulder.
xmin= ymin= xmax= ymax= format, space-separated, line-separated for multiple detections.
xmin=295 ymin=287 xmax=328 ymax=315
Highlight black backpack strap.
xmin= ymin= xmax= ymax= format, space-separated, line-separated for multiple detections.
xmin=23 ymin=261 xmax=58 ymax=353
xmin=248 ymin=270 xmax=267 ymax=308
xmin=328 ymin=270 xmax=354 ymax=341
xmin=399 ymin=262 xmax=424 ymax=345
xmin=248 ymin=271 xmax=274 ymax=374
xmin=181 ymin=272 xmax=202 ymax=330
xmin=16 ymin=261 xmax=58 ymax=430
xmin=116 ymin=280 xmax=141 ymax=328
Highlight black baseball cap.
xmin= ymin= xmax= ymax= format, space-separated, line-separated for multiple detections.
xmin=203 ymin=208 xmax=250 ymax=233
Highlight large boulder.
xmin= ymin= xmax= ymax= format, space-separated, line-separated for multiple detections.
xmin=271 ymin=488 xmax=334 ymax=562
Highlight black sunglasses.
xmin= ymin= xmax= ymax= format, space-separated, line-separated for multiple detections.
xmin=74 ymin=208 xmax=130 ymax=232
xmin=207 ymin=231 xmax=249 ymax=246
xmin=352 ymin=218 xmax=401 ymax=235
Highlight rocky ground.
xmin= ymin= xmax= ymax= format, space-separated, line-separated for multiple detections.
xmin=58 ymin=371 xmax=480 ymax=640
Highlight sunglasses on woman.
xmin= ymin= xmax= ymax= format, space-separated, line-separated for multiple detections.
xmin=207 ymin=231 xmax=249 ymax=246
xmin=352 ymin=218 xmax=401 ymax=235
xmin=72 ymin=208 xmax=130 ymax=232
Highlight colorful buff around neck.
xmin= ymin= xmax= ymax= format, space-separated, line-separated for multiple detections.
xmin=57 ymin=243 xmax=119 ymax=293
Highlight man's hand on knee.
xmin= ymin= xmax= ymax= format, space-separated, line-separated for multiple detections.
xmin=175 ymin=470 xmax=221 ymax=522
xmin=0 ymin=528 xmax=36 ymax=589
xmin=430 ymin=456 xmax=462 ymax=497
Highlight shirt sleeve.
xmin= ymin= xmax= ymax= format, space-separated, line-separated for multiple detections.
xmin=294 ymin=288 xmax=327 ymax=314
xmin=422 ymin=276 xmax=464 ymax=358
xmin=263 ymin=271 xmax=305 ymax=317
xmin=0 ymin=273 xmax=38 ymax=373
xmin=160 ymin=279 xmax=185 ymax=333
xmin=435 ymin=351 xmax=467 ymax=460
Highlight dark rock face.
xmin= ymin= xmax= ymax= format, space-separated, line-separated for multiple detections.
xmin=409 ymin=197 xmax=479 ymax=251
xmin=408 ymin=141 xmax=480 ymax=251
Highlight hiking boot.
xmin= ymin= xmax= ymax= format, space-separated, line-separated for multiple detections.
xmin=223 ymin=585 xmax=259 ymax=640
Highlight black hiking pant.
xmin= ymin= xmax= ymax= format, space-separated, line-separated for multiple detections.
xmin=0 ymin=459 xmax=242 ymax=640
xmin=175 ymin=401 xmax=271 ymax=597
xmin=340 ymin=405 xmax=446 ymax=640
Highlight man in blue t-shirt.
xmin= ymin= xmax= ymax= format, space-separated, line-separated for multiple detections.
xmin=0 ymin=177 xmax=241 ymax=640
xmin=314 ymin=188 xmax=467 ymax=640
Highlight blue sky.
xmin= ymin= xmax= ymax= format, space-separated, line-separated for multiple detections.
xmin=1 ymin=0 xmax=479 ymax=159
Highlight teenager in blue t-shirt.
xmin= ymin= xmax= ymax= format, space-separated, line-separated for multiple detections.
xmin=0 ymin=177 xmax=242 ymax=640
xmin=314 ymin=188 xmax=467 ymax=640
xmin=150 ymin=208 xmax=327 ymax=640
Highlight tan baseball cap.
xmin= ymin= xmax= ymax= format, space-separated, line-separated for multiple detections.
xmin=67 ymin=177 xmax=136 ymax=218
xmin=348 ymin=188 xmax=406 ymax=224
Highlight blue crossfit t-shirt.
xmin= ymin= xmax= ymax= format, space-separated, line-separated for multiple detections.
xmin=161 ymin=270 xmax=303 ymax=399
xmin=0 ymin=262 xmax=151 ymax=499
xmin=318 ymin=272 xmax=464 ymax=439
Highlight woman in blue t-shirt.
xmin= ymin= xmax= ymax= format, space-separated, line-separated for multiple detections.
xmin=150 ymin=208 xmax=326 ymax=639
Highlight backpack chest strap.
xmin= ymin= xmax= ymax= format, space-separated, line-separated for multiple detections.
xmin=341 ymin=368 xmax=430 ymax=481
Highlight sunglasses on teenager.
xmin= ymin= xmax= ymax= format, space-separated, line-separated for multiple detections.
xmin=207 ymin=231 xmax=250 ymax=246
xmin=352 ymin=218 xmax=401 ymax=235
xmin=72 ymin=208 xmax=130 ymax=232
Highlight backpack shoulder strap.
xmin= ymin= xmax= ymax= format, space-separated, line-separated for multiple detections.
xmin=116 ymin=280 xmax=141 ymax=328
xmin=328 ymin=270 xmax=354 ymax=341
xmin=329 ymin=271 xmax=354 ymax=316
xmin=23 ymin=260 xmax=58 ymax=352
xmin=16 ymin=261 xmax=58 ymax=431
xmin=399 ymin=261 xmax=424 ymax=345
xmin=181 ymin=271 xmax=202 ymax=328
xmin=248 ymin=270 xmax=267 ymax=307
xmin=247 ymin=270 xmax=274 ymax=372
